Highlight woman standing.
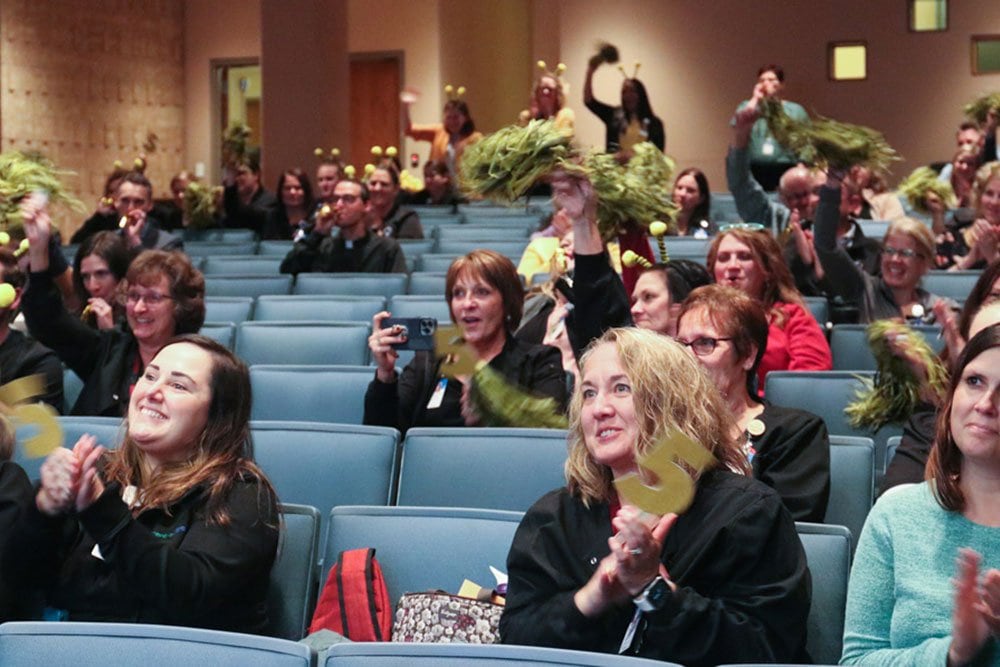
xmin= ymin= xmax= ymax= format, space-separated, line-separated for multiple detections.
xmin=584 ymin=61 xmax=664 ymax=157
xmin=403 ymin=92 xmax=483 ymax=175
xmin=3 ymin=335 xmax=279 ymax=632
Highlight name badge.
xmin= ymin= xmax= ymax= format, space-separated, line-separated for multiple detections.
xmin=427 ymin=378 xmax=448 ymax=409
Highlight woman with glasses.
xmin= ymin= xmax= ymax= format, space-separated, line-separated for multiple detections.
xmin=815 ymin=170 xmax=948 ymax=324
xmin=676 ymin=284 xmax=829 ymax=522
xmin=21 ymin=197 xmax=205 ymax=417
xmin=707 ymin=226 xmax=831 ymax=394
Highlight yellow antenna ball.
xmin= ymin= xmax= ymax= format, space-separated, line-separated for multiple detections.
xmin=343 ymin=165 xmax=356 ymax=178
xmin=113 ymin=160 xmax=123 ymax=169
xmin=649 ymin=221 xmax=668 ymax=237
xmin=14 ymin=239 xmax=29 ymax=258
xmin=364 ymin=163 xmax=376 ymax=176
xmin=621 ymin=250 xmax=652 ymax=269
xmin=556 ymin=63 xmax=567 ymax=73
xmin=617 ymin=65 xmax=627 ymax=74
xmin=371 ymin=146 xmax=383 ymax=156
xmin=0 ymin=232 xmax=9 ymax=246
xmin=444 ymin=84 xmax=454 ymax=94
xmin=313 ymin=147 xmax=324 ymax=157
xmin=457 ymin=86 xmax=466 ymax=96
xmin=537 ymin=60 xmax=547 ymax=70
xmin=0 ymin=283 xmax=14 ymax=309
xmin=319 ymin=204 xmax=332 ymax=217
xmin=331 ymin=148 xmax=341 ymax=157
xmin=133 ymin=158 xmax=144 ymax=169
xmin=386 ymin=146 xmax=398 ymax=157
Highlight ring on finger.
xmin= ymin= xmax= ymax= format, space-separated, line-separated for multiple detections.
xmin=628 ymin=547 xmax=642 ymax=556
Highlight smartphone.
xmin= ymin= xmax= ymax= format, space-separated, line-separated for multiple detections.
xmin=382 ymin=317 xmax=438 ymax=351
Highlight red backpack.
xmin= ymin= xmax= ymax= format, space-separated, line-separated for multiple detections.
xmin=309 ymin=547 xmax=392 ymax=641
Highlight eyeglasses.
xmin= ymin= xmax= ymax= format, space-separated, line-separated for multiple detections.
xmin=676 ymin=336 xmax=732 ymax=356
xmin=123 ymin=290 xmax=172 ymax=306
xmin=883 ymin=247 xmax=921 ymax=260
xmin=719 ymin=222 xmax=766 ymax=232
xmin=329 ymin=194 xmax=359 ymax=204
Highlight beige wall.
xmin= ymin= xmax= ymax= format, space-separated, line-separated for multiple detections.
xmin=559 ymin=0 xmax=1000 ymax=189
xmin=183 ymin=0 xmax=261 ymax=183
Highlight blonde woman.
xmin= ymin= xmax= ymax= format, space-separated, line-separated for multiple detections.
xmin=500 ymin=327 xmax=810 ymax=664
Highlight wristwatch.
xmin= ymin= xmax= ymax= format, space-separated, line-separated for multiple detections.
xmin=633 ymin=575 xmax=671 ymax=612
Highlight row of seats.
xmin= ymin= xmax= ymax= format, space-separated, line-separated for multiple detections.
xmin=0 ymin=510 xmax=848 ymax=665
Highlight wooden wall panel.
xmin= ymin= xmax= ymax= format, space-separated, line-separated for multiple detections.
xmin=0 ymin=0 xmax=185 ymax=235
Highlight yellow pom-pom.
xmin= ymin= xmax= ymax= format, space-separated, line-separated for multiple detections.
xmin=634 ymin=62 xmax=641 ymax=75
xmin=331 ymin=148 xmax=341 ymax=157
xmin=457 ymin=86 xmax=466 ymax=96
xmin=371 ymin=146 xmax=383 ymax=156
xmin=14 ymin=239 xmax=29 ymax=258
xmin=444 ymin=84 xmax=454 ymax=94
xmin=649 ymin=221 xmax=668 ymax=237
xmin=313 ymin=147 xmax=324 ymax=157
xmin=537 ymin=60 xmax=547 ymax=70
xmin=0 ymin=283 xmax=15 ymax=308
xmin=617 ymin=65 xmax=627 ymax=75
xmin=320 ymin=204 xmax=332 ymax=217
xmin=343 ymin=165 xmax=356 ymax=178
xmin=364 ymin=163 xmax=376 ymax=176
xmin=556 ymin=63 xmax=567 ymax=73
xmin=113 ymin=160 xmax=123 ymax=169
xmin=133 ymin=158 xmax=144 ymax=170
xmin=0 ymin=232 xmax=9 ymax=246
xmin=386 ymin=146 xmax=398 ymax=158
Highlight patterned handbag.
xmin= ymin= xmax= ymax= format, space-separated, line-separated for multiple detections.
xmin=391 ymin=591 xmax=503 ymax=644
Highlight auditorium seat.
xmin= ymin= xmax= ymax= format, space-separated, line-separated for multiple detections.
xmin=14 ymin=416 xmax=121 ymax=482
xmin=922 ymin=270 xmax=982 ymax=301
xmin=292 ymin=273 xmax=408 ymax=300
xmin=235 ymin=322 xmax=370 ymax=365
xmin=829 ymin=323 xmax=943 ymax=371
xmin=204 ymin=275 xmax=293 ymax=298
xmin=204 ymin=296 xmax=254 ymax=324
xmin=185 ymin=240 xmax=258 ymax=257
xmin=268 ymin=504 xmax=321 ymax=641
xmin=250 ymin=365 xmax=375 ymax=424
xmin=794 ymin=522 xmax=852 ymax=666
xmin=323 ymin=643 xmax=677 ymax=666
xmin=826 ymin=436 xmax=876 ymax=552
xmin=407 ymin=272 xmax=447 ymax=296
xmin=199 ymin=322 xmax=237 ymax=349
xmin=254 ymin=295 xmax=385 ymax=323
xmin=201 ymin=255 xmax=282 ymax=275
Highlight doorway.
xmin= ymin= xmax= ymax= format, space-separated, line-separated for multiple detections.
xmin=349 ymin=52 xmax=403 ymax=171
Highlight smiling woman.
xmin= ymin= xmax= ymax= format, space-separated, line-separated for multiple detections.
xmin=500 ymin=327 xmax=810 ymax=664
xmin=21 ymin=197 xmax=205 ymax=417
xmin=2 ymin=335 xmax=279 ymax=632
xmin=364 ymin=249 xmax=567 ymax=432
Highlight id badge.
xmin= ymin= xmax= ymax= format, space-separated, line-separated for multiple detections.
xmin=427 ymin=378 xmax=448 ymax=409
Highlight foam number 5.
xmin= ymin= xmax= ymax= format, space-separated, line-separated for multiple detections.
xmin=614 ymin=430 xmax=715 ymax=516
xmin=0 ymin=374 xmax=64 ymax=459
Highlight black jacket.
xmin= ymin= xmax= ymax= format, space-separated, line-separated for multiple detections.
xmin=0 ymin=461 xmax=32 ymax=621
xmin=0 ymin=329 xmax=64 ymax=412
xmin=500 ymin=469 xmax=811 ymax=666
xmin=364 ymin=336 xmax=567 ymax=433
xmin=280 ymin=230 xmax=406 ymax=275
xmin=584 ymin=97 xmax=665 ymax=152
xmin=23 ymin=270 xmax=139 ymax=416
xmin=3 ymin=477 xmax=278 ymax=633
xmin=222 ymin=185 xmax=278 ymax=234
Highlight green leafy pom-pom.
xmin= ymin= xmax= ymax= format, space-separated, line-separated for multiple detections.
xmin=468 ymin=364 xmax=568 ymax=429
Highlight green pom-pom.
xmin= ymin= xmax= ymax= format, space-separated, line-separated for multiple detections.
xmin=897 ymin=166 xmax=957 ymax=213
xmin=963 ymin=92 xmax=1000 ymax=125
xmin=468 ymin=364 xmax=568 ymax=429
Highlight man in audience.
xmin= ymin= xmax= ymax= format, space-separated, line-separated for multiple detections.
xmin=0 ymin=251 xmax=63 ymax=411
xmin=116 ymin=172 xmax=183 ymax=253
xmin=222 ymin=153 xmax=278 ymax=233
xmin=938 ymin=119 xmax=998 ymax=182
xmin=279 ymin=179 xmax=406 ymax=274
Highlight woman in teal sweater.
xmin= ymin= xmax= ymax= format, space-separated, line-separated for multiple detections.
xmin=842 ymin=324 xmax=1000 ymax=666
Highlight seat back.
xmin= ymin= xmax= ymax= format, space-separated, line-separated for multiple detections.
xmin=293 ymin=273 xmax=407 ymax=299
xmin=436 ymin=225 xmax=531 ymax=241
xmin=250 ymin=365 xmax=375 ymax=424
xmin=407 ymin=272 xmax=447 ymax=296
xmin=235 ymin=322 xmax=370 ymax=365
xmin=397 ymin=427 xmax=568 ymax=511
xmin=322 ymin=506 xmax=522 ymax=605
xmin=829 ymin=324 xmax=943 ymax=371
xmin=0 ymin=622 xmax=311 ymax=666
xmin=182 ymin=228 xmax=258 ymax=243
xmin=259 ymin=240 xmax=295 ymax=256
xmin=252 ymin=422 xmax=398 ymax=544
xmin=254 ymin=295 xmax=385 ymax=323
xmin=202 ymin=255 xmax=283 ymax=275
xmin=63 ymin=367 xmax=85 ymax=415
xmin=764 ymin=371 xmax=901 ymax=481
xmin=205 ymin=275 xmax=293 ymax=298
xmin=268 ymin=504 xmax=321 ymax=641
xmin=185 ymin=240 xmax=259 ymax=257
xmin=386 ymin=295 xmax=452 ymax=323
xmin=199 ymin=322 xmax=237 ymax=349
xmin=436 ymin=240 xmax=528 ymax=261
xmin=204 ymin=296 xmax=255 ymax=324
xmin=922 ymin=270 xmax=982 ymax=300
xmin=417 ymin=253 xmax=461 ymax=273
xmin=803 ymin=296 xmax=830 ymax=329
xmin=323 ymin=642 xmax=677 ymax=666
xmin=826 ymin=436 xmax=875 ymax=551
xmin=14 ymin=416 xmax=122 ymax=482
xmin=795 ymin=522 xmax=852 ymax=666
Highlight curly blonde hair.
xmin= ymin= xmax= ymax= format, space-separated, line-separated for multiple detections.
xmin=565 ymin=327 xmax=748 ymax=506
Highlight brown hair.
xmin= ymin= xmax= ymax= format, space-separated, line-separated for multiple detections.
xmin=445 ymin=249 xmax=524 ymax=332
xmin=105 ymin=335 xmax=277 ymax=524
xmin=125 ymin=250 xmax=205 ymax=334
xmin=679 ymin=284 xmax=769 ymax=398
xmin=706 ymin=228 xmax=804 ymax=322
xmin=565 ymin=328 xmax=748 ymax=506
xmin=927 ymin=323 xmax=1000 ymax=512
